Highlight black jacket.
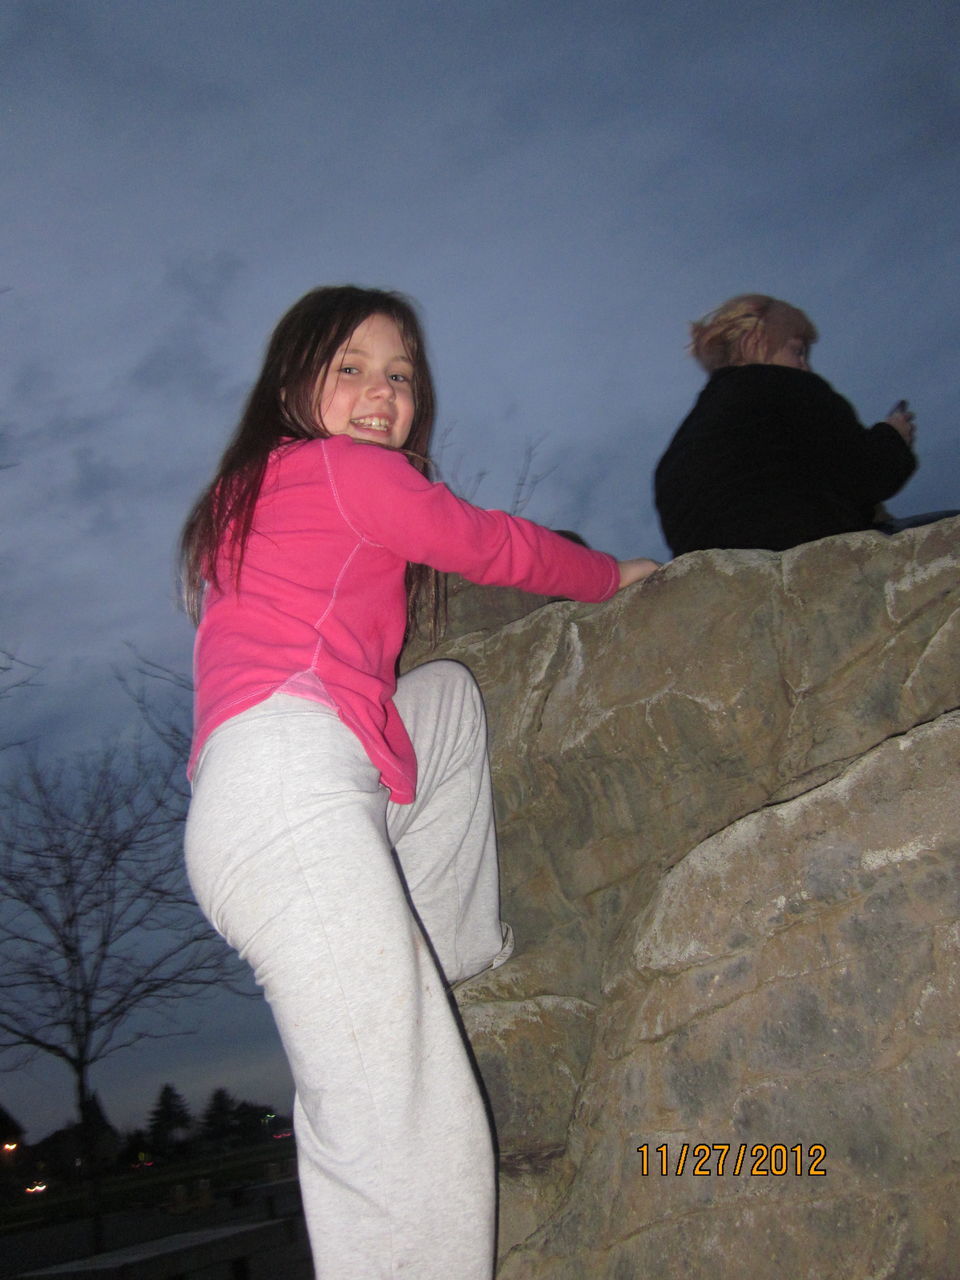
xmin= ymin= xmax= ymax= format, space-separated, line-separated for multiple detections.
xmin=654 ymin=364 xmax=917 ymax=556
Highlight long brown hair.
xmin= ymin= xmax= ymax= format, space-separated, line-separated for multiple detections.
xmin=179 ymin=285 xmax=444 ymax=640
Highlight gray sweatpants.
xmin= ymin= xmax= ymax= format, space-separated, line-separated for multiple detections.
xmin=185 ymin=661 xmax=511 ymax=1279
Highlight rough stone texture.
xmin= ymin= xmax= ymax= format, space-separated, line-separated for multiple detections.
xmin=404 ymin=517 xmax=960 ymax=1277
xmin=497 ymin=712 xmax=960 ymax=1279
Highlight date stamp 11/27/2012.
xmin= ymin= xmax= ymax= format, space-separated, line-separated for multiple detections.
xmin=636 ymin=1143 xmax=826 ymax=1177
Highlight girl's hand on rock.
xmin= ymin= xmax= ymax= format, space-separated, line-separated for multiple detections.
xmin=617 ymin=558 xmax=662 ymax=590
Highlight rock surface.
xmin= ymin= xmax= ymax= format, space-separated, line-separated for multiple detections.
xmin=404 ymin=517 xmax=960 ymax=1278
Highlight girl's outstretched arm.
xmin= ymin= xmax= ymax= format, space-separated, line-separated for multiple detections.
xmin=617 ymin=558 xmax=662 ymax=589
xmin=323 ymin=436 xmax=664 ymax=603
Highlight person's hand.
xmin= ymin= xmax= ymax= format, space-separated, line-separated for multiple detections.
xmin=885 ymin=399 xmax=916 ymax=447
xmin=617 ymin=557 xmax=662 ymax=589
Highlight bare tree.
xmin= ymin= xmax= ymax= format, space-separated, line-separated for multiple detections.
xmin=1 ymin=650 xmax=40 ymax=749
xmin=430 ymin=424 xmax=489 ymax=504
xmin=431 ymin=428 xmax=558 ymax=519
xmin=0 ymin=650 xmax=36 ymax=694
xmin=0 ymin=738 xmax=241 ymax=1165
xmin=117 ymin=650 xmax=192 ymax=786
xmin=508 ymin=435 xmax=557 ymax=517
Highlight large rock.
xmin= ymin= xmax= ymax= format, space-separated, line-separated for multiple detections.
xmin=498 ymin=710 xmax=960 ymax=1279
xmin=404 ymin=517 xmax=960 ymax=1276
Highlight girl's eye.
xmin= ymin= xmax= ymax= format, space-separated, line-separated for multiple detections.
xmin=340 ymin=364 xmax=359 ymax=375
xmin=390 ymin=372 xmax=408 ymax=383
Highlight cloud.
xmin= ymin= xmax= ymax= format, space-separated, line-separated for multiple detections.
xmin=2 ymin=0 xmax=957 ymax=1138
xmin=130 ymin=324 xmax=231 ymax=400
xmin=164 ymin=252 xmax=245 ymax=325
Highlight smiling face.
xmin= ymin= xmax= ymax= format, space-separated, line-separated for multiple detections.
xmin=315 ymin=313 xmax=415 ymax=449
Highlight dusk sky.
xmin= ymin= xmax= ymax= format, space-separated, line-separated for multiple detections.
xmin=2 ymin=0 xmax=958 ymax=1140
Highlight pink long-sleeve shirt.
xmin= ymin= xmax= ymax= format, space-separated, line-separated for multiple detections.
xmin=190 ymin=435 xmax=619 ymax=802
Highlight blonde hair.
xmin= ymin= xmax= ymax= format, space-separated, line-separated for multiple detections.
xmin=689 ymin=294 xmax=818 ymax=373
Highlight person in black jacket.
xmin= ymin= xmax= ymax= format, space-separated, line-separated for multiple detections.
xmin=654 ymin=294 xmax=920 ymax=556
